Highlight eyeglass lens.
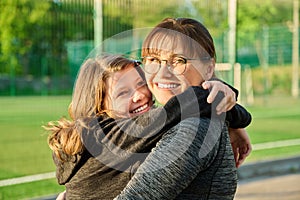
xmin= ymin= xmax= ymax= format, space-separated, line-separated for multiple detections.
xmin=143 ymin=56 xmax=187 ymax=75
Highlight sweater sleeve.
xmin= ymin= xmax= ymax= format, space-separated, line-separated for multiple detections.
xmin=226 ymin=103 xmax=252 ymax=128
xmin=114 ymin=117 xmax=223 ymax=200
xmin=81 ymin=86 xmax=219 ymax=155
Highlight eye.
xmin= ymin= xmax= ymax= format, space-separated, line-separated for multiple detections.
xmin=173 ymin=57 xmax=187 ymax=65
xmin=116 ymin=90 xmax=129 ymax=98
xmin=146 ymin=56 xmax=160 ymax=64
xmin=136 ymin=80 xmax=146 ymax=87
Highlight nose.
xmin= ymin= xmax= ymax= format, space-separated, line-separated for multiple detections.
xmin=132 ymin=89 xmax=145 ymax=103
xmin=156 ymin=60 xmax=172 ymax=78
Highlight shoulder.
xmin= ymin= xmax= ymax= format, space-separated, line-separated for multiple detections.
xmin=158 ymin=117 xmax=225 ymax=159
xmin=178 ymin=117 xmax=210 ymax=127
xmin=54 ymin=150 xmax=90 ymax=185
xmin=169 ymin=117 xmax=219 ymax=135
xmin=155 ymin=117 xmax=219 ymax=151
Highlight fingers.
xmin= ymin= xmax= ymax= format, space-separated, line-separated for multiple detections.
xmin=216 ymin=98 xmax=230 ymax=115
xmin=232 ymin=147 xmax=239 ymax=167
xmin=232 ymin=147 xmax=246 ymax=168
xmin=229 ymin=128 xmax=252 ymax=168
xmin=247 ymin=144 xmax=253 ymax=155
xmin=216 ymin=93 xmax=235 ymax=114
xmin=236 ymin=152 xmax=247 ymax=168
xmin=201 ymin=81 xmax=211 ymax=90
xmin=206 ymin=84 xmax=218 ymax=104
xmin=233 ymin=149 xmax=246 ymax=168
xmin=202 ymin=81 xmax=236 ymax=113
xmin=236 ymin=145 xmax=252 ymax=168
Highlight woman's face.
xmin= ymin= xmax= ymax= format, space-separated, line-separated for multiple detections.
xmin=104 ymin=65 xmax=153 ymax=118
xmin=144 ymin=46 xmax=214 ymax=105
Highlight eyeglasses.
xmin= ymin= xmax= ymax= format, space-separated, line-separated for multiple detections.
xmin=142 ymin=56 xmax=211 ymax=75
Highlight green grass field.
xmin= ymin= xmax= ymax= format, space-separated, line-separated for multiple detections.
xmin=0 ymin=95 xmax=300 ymax=199
xmin=0 ymin=96 xmax=70 ymax=200
xmin=244 ymin=95 xmax=300 ymax=161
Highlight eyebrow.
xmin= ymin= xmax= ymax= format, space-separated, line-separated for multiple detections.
xmin=112 ymin=76 xmax=144 ymax=95
xmin=113 ymin=82 xmax=129 ymax=95
xmin=148 ymin=53 xmax=187 ymax=58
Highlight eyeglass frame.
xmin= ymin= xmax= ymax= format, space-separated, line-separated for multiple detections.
xmin=141 ymin=55 xmax=211 ymax=75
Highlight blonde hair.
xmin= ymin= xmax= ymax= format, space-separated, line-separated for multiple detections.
xmin=44 ymin=54 xmax=140 ymax=160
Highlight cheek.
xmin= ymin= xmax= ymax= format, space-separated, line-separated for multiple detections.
xmin=145 ymin=73 xmax=154 ymax=83
xmin=146 ymin=80 xmax=155 ymax=94
xmin=184 ymin=66 xmax=205 ymax=86
xmin=143 ymin=87 xmax=153 ymax=99
xmin=154 ymin=91 xmax=175 ymax=105
xmin=112 ymin=99 xmax=128 ymax=113
xmin=145 ymin=72 xmax=152 ymax=80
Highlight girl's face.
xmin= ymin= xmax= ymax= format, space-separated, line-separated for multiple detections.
xmin=104 ymin=65 xmax=153 ymax=118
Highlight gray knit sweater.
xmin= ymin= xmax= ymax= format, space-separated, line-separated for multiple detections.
xmin=114 ymin=117 xmax=237 ymax=200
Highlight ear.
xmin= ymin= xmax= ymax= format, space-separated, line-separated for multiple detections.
xmin=205 ymin=58 xmax=215 ymax=80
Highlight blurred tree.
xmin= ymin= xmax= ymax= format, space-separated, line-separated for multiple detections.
xmin=101 ymin=0 xmax=180 ymax=37
xmin=102 ymin=0 xmax=134 ymax=39
xmin=129 ymin=0 xmax=228 ymax=34
xmin=0 ymin=0 xmax=51 ymax=75
xmin=237 ymin=0 xmax=292 ymax=66
xmin=0 ymin=0 xmax=95 ymax=77
xmin=43 ymin=0 xmax=94 ymax=77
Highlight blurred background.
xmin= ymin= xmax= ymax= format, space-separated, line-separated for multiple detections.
xmin=0 ymin=0 xmax=299 ymax=199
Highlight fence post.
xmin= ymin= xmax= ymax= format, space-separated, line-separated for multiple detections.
xmin=94 ymin=0 xmax=103 ymax=48
xmin=292 ymin=0 xmax=299 ymax=98
xmin=262 ymin=26 xmax=269 ymax=104
xmin=10 ymin=56 xmax=16 ymax=96
xmin=228 ymin=0 xmax=237 ymax=85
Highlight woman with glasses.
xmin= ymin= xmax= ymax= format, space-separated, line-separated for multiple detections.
xmin=113 ymin=18 xmax=252 ymax=200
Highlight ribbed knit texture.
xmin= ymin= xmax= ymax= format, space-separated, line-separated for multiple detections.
xmin=115 ymin=118 xmax=237 ymax=200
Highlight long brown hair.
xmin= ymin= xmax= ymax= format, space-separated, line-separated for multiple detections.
xmin=44 ymin=55 xmax=141 ymax=160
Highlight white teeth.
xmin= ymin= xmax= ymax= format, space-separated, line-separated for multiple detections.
xmin=132 ymin=104 xmax=148 ymax=113
xmin=158 ymin=83 xmax=178 ymax=89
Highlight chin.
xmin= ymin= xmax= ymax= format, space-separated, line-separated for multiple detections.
xmin=156 ymin=95 xmax=172 ymax=105
xmin=154 ymin=91 xmax=177 ymax=105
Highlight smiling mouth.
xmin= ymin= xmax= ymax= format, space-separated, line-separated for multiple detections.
xmin=157 ymin=83 xmax=179 ymax=89
xmin=131 ymin=103 xmax=149 ymax=114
